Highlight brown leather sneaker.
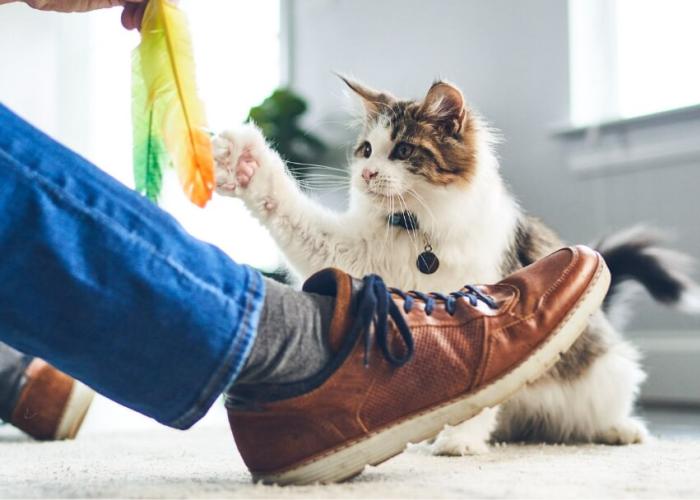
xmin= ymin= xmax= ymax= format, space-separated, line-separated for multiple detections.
xmin=10 ymin=359 xmax=94 ymax=440
xmin=228 ymin=245 xmax=609 ymax=485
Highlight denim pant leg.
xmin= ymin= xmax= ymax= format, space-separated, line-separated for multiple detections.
xmin=0 ymin=103 xmax=265 ymax=429
xmin=0 ymin=342 xmax=32 ymax=422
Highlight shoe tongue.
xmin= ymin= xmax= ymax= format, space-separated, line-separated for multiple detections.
xmin=302 ymin=269 xmax=356 ymax=352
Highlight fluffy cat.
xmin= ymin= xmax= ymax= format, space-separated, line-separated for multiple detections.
xmin=213 ymin=77 xmax=699 ymax=454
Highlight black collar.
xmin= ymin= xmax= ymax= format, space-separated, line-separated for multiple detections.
xmin=387 ymin=211 xmax=419 ymax=231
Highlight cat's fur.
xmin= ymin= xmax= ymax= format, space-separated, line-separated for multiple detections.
xmin=213 ymin=78 xmax=700 ymax=454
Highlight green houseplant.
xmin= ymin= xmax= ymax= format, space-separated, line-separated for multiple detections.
xmin=247 ymin=88 xmax=326 ymax=181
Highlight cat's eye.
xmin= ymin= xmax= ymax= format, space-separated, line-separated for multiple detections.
xmin=361 ymin=141 xmax=372 ymax=158
xmin=392 ymin=142 xmax=415 ymax=160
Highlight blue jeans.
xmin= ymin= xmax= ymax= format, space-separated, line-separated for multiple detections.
xmin=0 ymin=104 xmax=265 ymax=429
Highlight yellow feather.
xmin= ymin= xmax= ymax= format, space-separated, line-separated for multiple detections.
xmin=137 ymin=0 xmax=214 ymax=207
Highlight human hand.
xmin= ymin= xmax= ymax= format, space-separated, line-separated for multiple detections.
xmin=17 ymin=0 xmax=149 ymax=30
xmin=21 ymin=0 xmax=142 ymax=12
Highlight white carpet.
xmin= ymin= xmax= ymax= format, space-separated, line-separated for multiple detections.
xmin=1 ymin=396 xmax=699 ymax=499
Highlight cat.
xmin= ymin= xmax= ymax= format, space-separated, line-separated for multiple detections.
xmin=213 ymin=77 xmax=700 ymax=455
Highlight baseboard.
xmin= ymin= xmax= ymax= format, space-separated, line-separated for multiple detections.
xmin=633 ymin=333 xmax=700 ymax=405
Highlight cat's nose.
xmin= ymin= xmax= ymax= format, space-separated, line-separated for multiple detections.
xmin=362 ymin=168 xmax=378 ymax=182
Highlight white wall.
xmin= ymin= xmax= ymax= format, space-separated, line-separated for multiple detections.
xmin=287 ymin=0 xmax=700 ymax=403
xmin=289 ymin=0 xmax=579 ymax=224
xmin=0 ymin=4 xmax=95 ymax=159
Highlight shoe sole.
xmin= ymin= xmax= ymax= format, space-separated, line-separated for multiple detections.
xmin=54 ymin=381 xmax=94 ymax=440
xmin=257 ymin=258 xmax=611 ymax=485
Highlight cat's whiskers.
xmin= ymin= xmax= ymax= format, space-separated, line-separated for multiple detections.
xmin=295 ymin=172 xmax=351 ymax=191
xmin=406 ymin=188 xmax=437 ymax=235
xmin=397 ymin=193 xmax=422 ymax=258
xmin=298 ymin=185 xmax=349 ymax=193
xmin=296 ymin=178 xmax=350 ymax=187
xmin=390 ymin=189 xmax=397 ymax=251
xmin=285 ymin=161 xmax=350 ymax=174
xmin=292 ymin=173 xmax=350 ymax=182
xmin=298 ymin=174 xmax=350 ymax=186
xmin=295 ymin=171 xmax=350 ymax=180
xmin=385 ymin=185 xmax=396 ymax=252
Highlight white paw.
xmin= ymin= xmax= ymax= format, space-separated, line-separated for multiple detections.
xmin=431 ymin=407 xmax=498 ymax=456
xmin=213 ymin=124 xmax=269 ymax=197
xmin=597 ymin=418 xmax=649 ymax=445
xmin=432 ymin=433 xmax=490 ymax=456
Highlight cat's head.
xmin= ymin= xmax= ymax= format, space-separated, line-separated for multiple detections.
xmin=342 ymin=77 xmax=485 ymax=212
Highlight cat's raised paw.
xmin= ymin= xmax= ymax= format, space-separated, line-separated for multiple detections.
xmin=213 ymin=125 xmax=267 ymax=196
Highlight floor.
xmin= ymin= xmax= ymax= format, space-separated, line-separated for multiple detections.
xmin=1 ymin=397 xmax=699 ymax=498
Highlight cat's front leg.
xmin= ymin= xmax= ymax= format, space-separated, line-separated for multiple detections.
xmin=431 ymin=406 xmax=499 ymax=456
xmin=213 ymin=124 xmax=344 ymax=277
xmin=213 ymin=124 xmax=286 ymax=216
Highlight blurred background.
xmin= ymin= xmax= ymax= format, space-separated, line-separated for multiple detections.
xmin=1 ymin=0 xmax=698 ymax=418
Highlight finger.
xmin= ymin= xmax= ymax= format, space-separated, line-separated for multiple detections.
xmin=121 ymin=1 xmax=147 ymax=30
xmin=121 ymin=3 xmax=138 ymax=30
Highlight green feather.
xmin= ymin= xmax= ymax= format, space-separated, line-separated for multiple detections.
xmin=132 ymin=48 xmax=169 ymax=203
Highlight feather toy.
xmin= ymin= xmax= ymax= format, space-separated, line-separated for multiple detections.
xmin=132 ymin=0 xmax=214 ymax=207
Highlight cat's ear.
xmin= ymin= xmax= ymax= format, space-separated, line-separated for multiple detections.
xmin=338 ymin=74 xmax=394 ymax=118
xmin=420 ymin=81 xmax=467 ymax=135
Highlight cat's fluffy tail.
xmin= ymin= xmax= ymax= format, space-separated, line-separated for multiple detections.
xmin=595 ymin=226 xmax=700 ymax=328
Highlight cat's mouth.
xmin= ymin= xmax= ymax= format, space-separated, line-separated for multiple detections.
xmin=365 ymin=184 xmax=403 ymax=201
xmin=367 ymin=189 xmax=391 ymax=199
xmin=366 ymin=190 xmax=403 ymax=206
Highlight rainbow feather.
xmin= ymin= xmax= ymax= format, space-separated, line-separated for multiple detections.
xmin=132 ymin=0 xmax=214 ymax=207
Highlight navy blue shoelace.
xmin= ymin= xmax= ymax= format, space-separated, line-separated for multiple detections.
xmin=353 ymin=275 xmax=498 ymax=369
xmin=392 ymin=285 xmax=498 ymax=316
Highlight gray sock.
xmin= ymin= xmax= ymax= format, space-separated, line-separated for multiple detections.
xmin=0 ymin=342 xmax=32 ymax=422
xmin=234 ymin=278 xmax=334 ymax=386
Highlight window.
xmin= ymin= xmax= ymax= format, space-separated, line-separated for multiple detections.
xmin=569 ymin=0 xmax=700 ymax=126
